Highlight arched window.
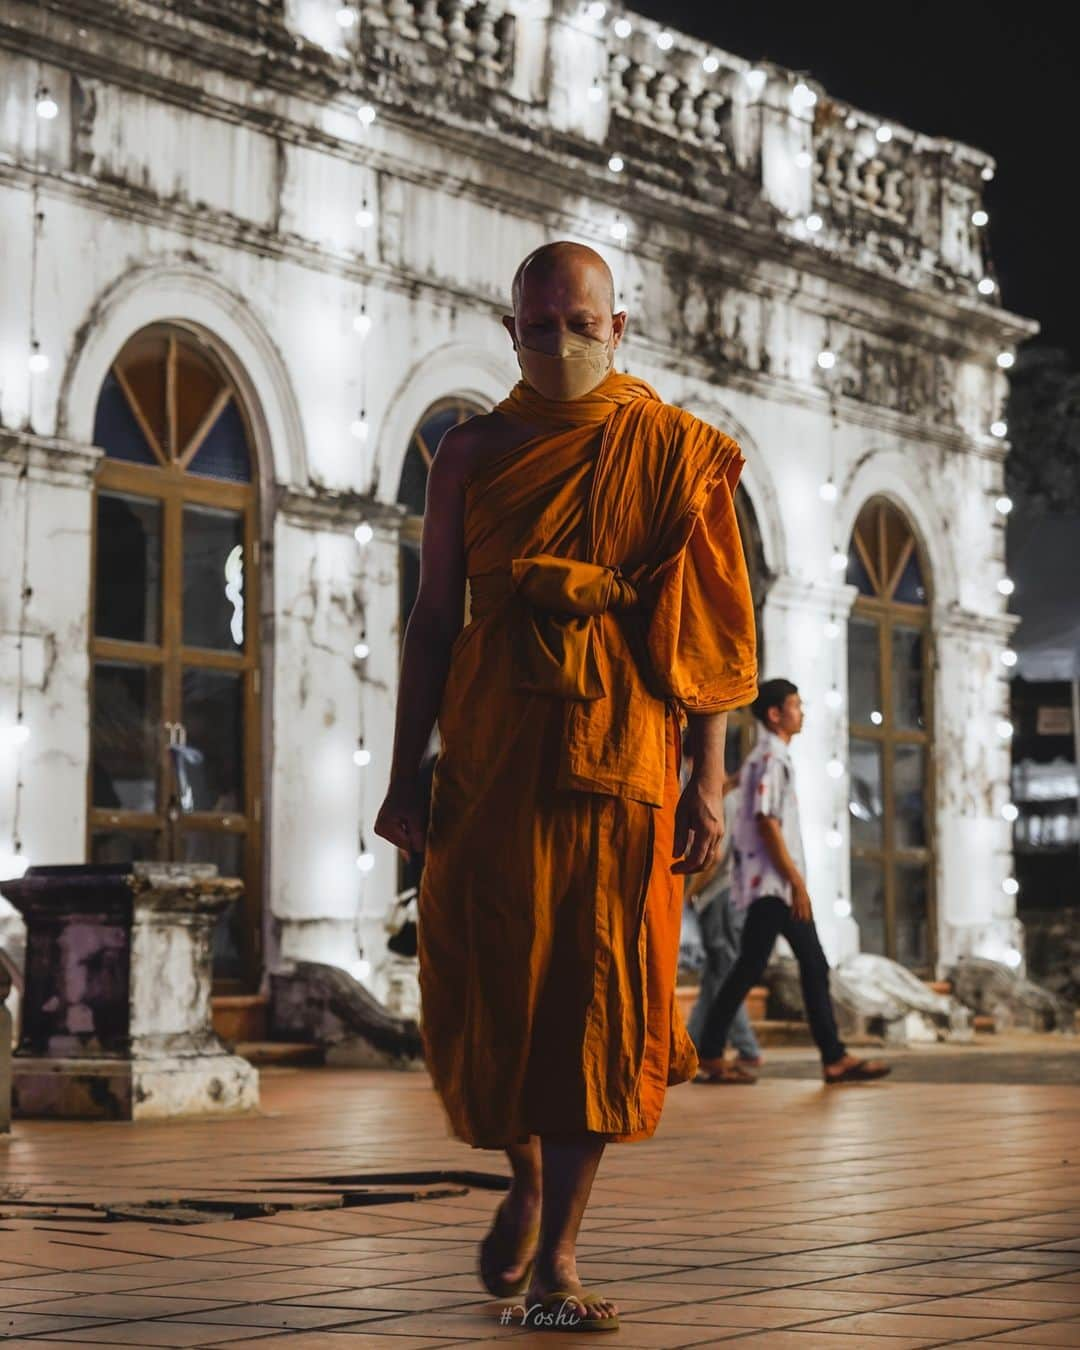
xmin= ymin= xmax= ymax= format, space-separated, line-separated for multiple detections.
xmin=846 ymin=497 xmax=934 ymax=971
xmin=89 ymin=326 xmax=263 ymax=990
xmin=725 ymin=490 xmax=771 ymax=772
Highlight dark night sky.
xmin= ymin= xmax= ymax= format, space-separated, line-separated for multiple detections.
xmin=630 ymin=1 xmax=1072 ymax=364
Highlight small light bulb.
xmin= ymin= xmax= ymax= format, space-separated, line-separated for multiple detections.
xmin=833 ymin=897 xmax=852 ymax=918
xmin=28 ymin=348 xmax=49 ymax=374
xmin=981 ymin=165 xmax=995 ymax=182
xmin=1002 ymin=877 xmax=1019 ymax=896
xmin=1000 ymin=648 xmax=1018 ymax=668
xmin=997 ymin=577 xmax=1015 ymax=596
xmin=607 ymin=154 xmax=624 ymax=173
xmin=978 ymin=277 xmax=996 ymax=296
xmin=354 ymin=521 xmax=374 ymax=545
xmin=613 ymin=17 xmax=632 ymax=38
xmin=795 ymin=149 xmax=813 ymax=168
xmin=875 ymin=124 xmax=893 ymax=143
xmin=36 ymin=92 xmax=59 ymax=120
xmin=702 ymin=54 xmax=720 ymax=74
xmin=0 ymin=850 xmax=29 ymax=879
xmin=353 ymin=311 xmax=372 ymax=337
xmin=1002 ymin=945 xmax=1022 ymax=968
xmin=819 ymin=479 xmax=838 ymax=502
xmin=826 ymin=758 xmax=845 ymax=779
xmin=355 ymin=205 xmax=375 ymax=228
xmin=588 ymin=80 xmax=603 ymax=104
xmin=805 ymin=213 xmax=823 ymax=233
xmin=824 ymin=620 xmax=841 ymax=640
xmin=971 ymin=209 xmax=989 ymax=227
xmin=830 ymin=550 xmax=848 ymax=572
xmin=353 ymin=747 xmax=372 ymax=767
xmin=996 ymin=351 xmax=1015 ymax=369
xmin=996 ymin=718 xmax=1014 ymax=740
xmin=792 ymin=81 xmax=816 ymax=109
xmin=586 ymin=1 xmax=606 ymax=18
xmin=356 ymin=103 xmax=376 ymax=125
xmin=745 ymin=68 xmax=767 ymax=94
xmin=825 ymin=688 xmax=843 ymax=710
xmin=0 ymin=723 xmax=31 ymax=748
xmin=817 ymin=349 xmax=836 ymax=370
xmin=1001 ymin=802 xmax=1019 ymax=823
xmin=995 ymin=495 xmax=1013 ymax=515
xmin=350 ymin=414 xmax=369 ymax=441
xmin=656 ymin=30 xmax=674 ymax=51
xmin=353 ymin=640 xmax=370 ymax=660
xmin=336 ymin=6 xmax=358 ymax=27
xmin=610 ymin=219 xmax=628 ymax=242
xmin=990 ymin=420 xmax=1007 ymax=438
xmin=826 ymin=827 xmax=843 ymax=849
xmin=356 ymin=850 xmax=375 ymax=872
xmin=870 ymin=710 xmax=883 ymax=726
xmin=844 ymin=114 xmax=858 ymax=130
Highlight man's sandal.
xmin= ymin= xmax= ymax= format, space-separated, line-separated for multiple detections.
xmin=478 ymin=1197 xmax=539 ymax=1299
xmin=693 ymin=1062 xmax=757 ymax=1084
xmin=824 ymin=1058 xmax=891 ymax=1084
xmin=524 ymin=1290 xmax=620 ymax=1332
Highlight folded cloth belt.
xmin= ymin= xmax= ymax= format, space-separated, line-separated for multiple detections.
xmin=468 ymin=554 xmax=642 ymax=701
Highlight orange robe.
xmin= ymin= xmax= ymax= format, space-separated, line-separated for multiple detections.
xmin=418 ymin=370 xmax=758 ymax=1149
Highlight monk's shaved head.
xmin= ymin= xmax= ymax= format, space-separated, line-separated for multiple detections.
xmin=511 ymin=241 xmax=616 ymax=314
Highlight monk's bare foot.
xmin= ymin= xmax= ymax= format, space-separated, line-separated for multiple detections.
xmin=526 ymin=1250 xmax=619 ymax=1326
xmin=492 ymin=1184 xmax=541 ymax=1286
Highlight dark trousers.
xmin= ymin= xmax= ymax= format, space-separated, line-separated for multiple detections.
xmin=698 ymin=895 xmax=846 ymax=1067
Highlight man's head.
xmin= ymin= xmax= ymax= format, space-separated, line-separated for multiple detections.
xmin=751 ymin=678 xmax=804 ymax=741
xmin=503 ymin=241 xmax=627 ymax=359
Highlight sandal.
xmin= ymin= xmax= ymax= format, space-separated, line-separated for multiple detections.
xmin=478 ymin=1195 xmax=539 ymax=1299
xmin=524 ymin=1290 xmax=620 ymax=1332
xmin=824 ymin=1057 xmax=891 ymax=1085
xmin=694 ymin=1061 xmax=757 ymax=1084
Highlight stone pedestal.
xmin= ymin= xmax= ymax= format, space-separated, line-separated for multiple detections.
xmin=0 ymin=863 xmax=259 ymax=1119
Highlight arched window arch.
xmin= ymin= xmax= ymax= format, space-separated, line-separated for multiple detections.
xmin=725 ymin=489 xmax=771 ymax=772
xmin=89 ymin=325 xmax=263 ymax=990
xmin=846 ymin=497 xmax=935 ymax=971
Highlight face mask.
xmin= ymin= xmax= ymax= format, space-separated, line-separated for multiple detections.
xmin=515 ymin=330 xmax=615 ymax=402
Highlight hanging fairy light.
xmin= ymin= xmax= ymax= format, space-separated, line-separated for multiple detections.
xmin=356 ymin=103 xmax=377 ymax=126
xmin=0 ymin=848 xmax=29 ymax=880
xmin=745 ymin=68 xmax=767 ymax=94
xmin=996 ymin=351 xmax=1015 ymax=369
xmin=978 ymin=278 xmax=996 ymax=296
xmin=1001 ymin=801 xmax=1019 ymax=822
xmin=791 ymin=81 xmax=817 ymax=112
xmin=354 ymin=520 xmax=374 ymax=545
xmin=870 ymin=710 xmax=884 ymax=725
xmin=35 ymin=88 xmax=58 ymax=120
xmin=0 ymin=721 xmax=31 ymax=749
xmin=829 ymin=549 xmax=848 ymax=572
xmin=875 ymin=124 xmax=893 ymax=143
xmin=997 ymin=576 xmax=1015 ymax=596
xmin=655 ymin=30 xmax=674 ymax=50
xmin=353 ymin=743 xmax=372 ymax=767
xmin=1001 ymin=876 xmax=1019 ymax=897
xmin=833 ymin=897 xmax=852 ymax=918
xmin=995 ymin=495 xmax=1013 ymax=516
xmin=586 ymin=1 xmax=606 ymax=18
xmin=356 ymin=840 xmax=375 ymax=872
xmin=825 ymin=825 xmax=843 ymax=849
xmin=28 ymin=343 xmax=49 ymax=374
xmin=1000 ymin=648 xmax=1018 ymax=668
xmin=996 ymin=718 xmax=1014 ymax=740
xmin=587 ymin=78 xmax=603 ymax=104
xmin=355 ymin=199 xmax=375 ymax=229
xmin=805 ymin=213 xmax=823 ymax=233
xmin=702 ymin=54 xmax=720 ymax=74
xmin=826 ymin=757 xmax=845 ymax=779
xmin=824 ymin=618 xmax=841 ymax=639
xmin=610 ymin=217 xmax=629 ymax=242
xmin=990 ymin=420 xmax=1007 ymax=438
xmin=819 ymin=478 xmax=838 ymax=502
xmin=607 ymin=154 xmax=624 ymax=173
xmin=353 ymin=306 xmax=372 ymax=338
xmin=353 ymin=639 xmax=370 ymax=660
xmin=336 ymin=5 xmax=358 ymax=27
xmin=795 ymin=149 xmax=813 ymax=169
xmin=982 ymin=165 xmax=995 ymax=182
xmin=350 ymin=409 xmax=369 ymax=441
xmin=613 ymin=16 xmax=632 ymax=38
xmin=817 ymin=349 xmax=836 ymax=370
xmin=825 ymin=687 xmax=843 ymax=710
xmin=971 ymin=209 xmax=989 ymax=227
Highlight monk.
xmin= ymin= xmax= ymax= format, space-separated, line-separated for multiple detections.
xmin=374 ymin=241 xmax=757 ymax=1332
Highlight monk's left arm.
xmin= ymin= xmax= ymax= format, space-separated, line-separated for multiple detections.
xmin=683 ymin=711 xmax=728 ymax=796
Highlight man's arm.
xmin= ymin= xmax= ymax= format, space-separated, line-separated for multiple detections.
xmin=672 ymin=710 xmax=728 ymax=875
xmin=756 ymin=814 xmax=812 ymax=921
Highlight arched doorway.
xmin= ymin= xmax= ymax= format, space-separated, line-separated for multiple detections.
xmin=88 ymin=325 xmax=263 ymax=991
xmin=846 ymin=497 xmax=935 ymax=971
xmin=725 ymin=490 xmax=771 ymax=772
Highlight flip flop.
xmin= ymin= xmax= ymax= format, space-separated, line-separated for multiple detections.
xmin=524 ymin=1290 xmax=620 ymax=1332
xmin=478 ymin=1196 xmax=539 ymax=1299
xmin=693 ymin=1063 xmax=757 ymax=1084
xmin=824 ymin=1058 xmax=891 ymax=1085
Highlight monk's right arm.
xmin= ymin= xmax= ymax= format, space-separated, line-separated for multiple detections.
xmin=387 ymin=429 xmax=470 ymax=786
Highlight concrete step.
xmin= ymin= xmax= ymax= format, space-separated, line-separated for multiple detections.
xmin=233 ymin=1041 xmax=325 ymax=1067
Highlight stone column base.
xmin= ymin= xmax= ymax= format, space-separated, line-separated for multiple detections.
xmin=11 ymin=1052 xmax=259 ymax=1120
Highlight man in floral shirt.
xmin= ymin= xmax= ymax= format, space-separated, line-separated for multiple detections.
xmin=695 ymin=678 xmax=890 ymax=1086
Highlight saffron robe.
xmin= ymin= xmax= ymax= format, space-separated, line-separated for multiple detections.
xmin=418 ymin=370 xmax=758 ymax=1148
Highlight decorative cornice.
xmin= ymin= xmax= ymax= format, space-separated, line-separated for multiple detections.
xmin=0 ymin=429 xmax=102 ymax=486
xmin=276 ymin=483 xmax=407 ymax=535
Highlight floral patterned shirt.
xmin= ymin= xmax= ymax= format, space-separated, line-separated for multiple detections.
xmin=731 ymin=729 xmax=806 ymax=911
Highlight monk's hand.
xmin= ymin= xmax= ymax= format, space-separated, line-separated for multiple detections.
xmin=374 ymin=778 xmax=428 ymax=859
xmin=671 ymin=778 xmax=724 ymax=875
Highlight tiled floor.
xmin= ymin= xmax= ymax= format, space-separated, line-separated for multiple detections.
xmin=0 ymin=1041 xmax=1078 ymax=1347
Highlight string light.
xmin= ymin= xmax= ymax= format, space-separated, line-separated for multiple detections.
xmin=613 ymin=16 xmax=632 ymax=38
xmin=1000 ymin=648 xmax=1018 ymax=668
xmin=971 ymin=209 xmax=989 ymax=227
xmin=356 ymin=843 xmax=375 ymax=872
xmin=826 ymin=758 xmax=845 ymax=779
xmin=875 ymin=124 xmax=893 ymax=143
xmin=996 ymin=718 xmax=1014 ymax=740
xmin=607 ymin=154 xmax=624 ymax=173
xmin=982 ymin=165 xmax=995 ymax=182
xmin=610 ymin=217 xmax=629 ymax=242
xmin=817 ymin=349 xmax=836 ymax=370
xmin=870 ymin=710 xmax=884 ymax=725
xmin=997 ymin=577 xmax=1015 ymax=596
xmin=35 ymin=88 xmax=58 ymax=120
xmin=0 ymin=849 xmax=29 ymax=880
xmin=350 ymin=410 xmax=369 ymax=441
xmin=588 ymin=78 xmax=603 ymax=104
xmin=353 ymin=640 xmax=370 ymax=660
xmin=824 ymin=619 xmax=841 ymax=639
xmin=978 ymin=278 xmax=996 ymax=296
xmin=996 ymin=351 xmax=1015 ymax=369
xmin=825 ymin=687 xmax=843 ymax=710
xmin=995 ymin=495 xmax=1013 ymax=515
xmin=0 ymin=722 xmax=31 ymax=749
xmin=1001 ymin=877 xmax=1019 ymax=896
xmin=1002 ymin=945 xmax=1022 ymax=968
xmin=833 ymin=897 xmax=852 ymax=918
xmin=353 ymin=744 xmax=372 ymax=767
xmin=655 ymin=30 xmax=674 ymax=50
xmin=354 ymin=520 xmax=374 ymax=545
xmin=795 ymin=149 xmax=813 ymax=169
xmin=1001 ymin=802 xmax=1019 ymax=822
xmin=355 ymin=200 xmax=375 ymax=228
xmin=702 ymin=54 xmax=720 ymax=74
xmin=819 ymin=478 xmax=838 ymax=502
xmin=335 ymin=5 xmax=358 ymax=26
xmin=805 ymin=213 xmax=823 ymax=232
xmin=353 ymin=307 xmax=372 ymax=338
xmin=791 ymin=81 xmax=817 ymax=111
xmin=990 ymin=420 xmax=1007 ymax=438
xmin=356 ymin=103 xmax=377 ymax=126
xmin=28 ymin=343 xmax=49 ymax=374
xmin=829 ymin=549 xmax=848 ymax=571
xmin=745 ymin=68 xmax=767 ymax=94
xmin=586 ymin=1 xmax=606 ymax=18
xmin=825 ymin=826 xmax=843 ymax=848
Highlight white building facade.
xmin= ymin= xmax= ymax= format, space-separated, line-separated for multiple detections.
xmin=0 ymin=0 xmax=1036 ymax=1022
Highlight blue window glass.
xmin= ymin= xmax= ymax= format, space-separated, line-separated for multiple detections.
xmin=187 ymin=399 xmax=252 ymax=483
xmin=93 ymin=371 xmax=157 ymax=466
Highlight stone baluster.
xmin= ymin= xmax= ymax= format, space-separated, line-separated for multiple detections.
xmin=608 ymin=54 xmax=630 ymax=112
xmin=627 ymin=62 xmax=653 ymax=120
xmin=445 ymin=0 xmax=474 ymax=61
xmin=417 ymin=0 xmax=446 ymax=47
xmin=361 ymin=0 xmax=389 ymax=28
xmin=863 ymin=157 xmax=884 ymax=208
xmin=882 ymin=169 xmax=905 ymax=216
xmin=675 ymin=82 xmax=700 ymax=140
xmin=386 ymin=0 xmax=419 ymax=38
xmin=823 ymin=143 xmax=844 ymax=193
xmin=652 ymin=72 xmax=678 ymax=131
xmin=844 ymin=152 xmax=864 ymax=200
xmin=697 ymin=91 xmax=722 ymax=146
xmin=474 ymin=2 xmax=501 ymax=74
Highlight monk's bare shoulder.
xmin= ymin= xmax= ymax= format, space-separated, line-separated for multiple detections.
xmin=430 ymin=410 xmax=530 ymax=488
